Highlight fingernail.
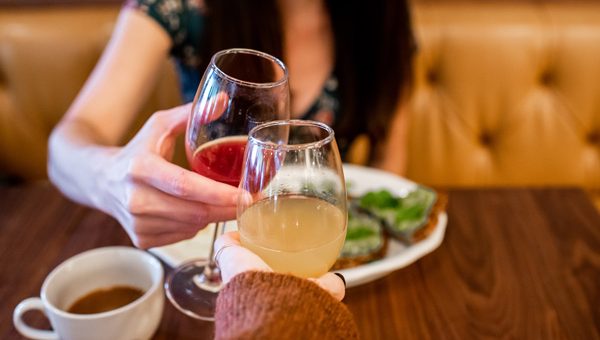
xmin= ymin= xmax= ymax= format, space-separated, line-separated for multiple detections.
xmin=334 ymin=272 xmax=346 ymax=288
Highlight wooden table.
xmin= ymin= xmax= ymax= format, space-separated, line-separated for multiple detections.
xmin=1 ymin=183 xmax=599 ymax=339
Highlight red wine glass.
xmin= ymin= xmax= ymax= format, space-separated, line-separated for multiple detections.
xmin=165 ymin=48 xmax=290 ymax=320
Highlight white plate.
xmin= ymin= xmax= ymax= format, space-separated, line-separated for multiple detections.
xmin=150 ymin=164 xmax=447 ymax=287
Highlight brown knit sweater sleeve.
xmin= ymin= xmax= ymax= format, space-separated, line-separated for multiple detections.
xmin=215 ymin=271 xmax=359 ymax=340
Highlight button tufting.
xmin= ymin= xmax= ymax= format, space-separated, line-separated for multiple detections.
xmin=479 ymin=132 xmax=493 ymax=147
xmin=427 ymin=69 xmax=438 ymax=84
xmin=540 ymin=71 xmax=554 ymax=86
xmin=587 ymin=131 xmax=599 ymax=145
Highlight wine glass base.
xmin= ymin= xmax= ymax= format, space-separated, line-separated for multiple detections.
xmin=165 ymin=259 xmax=222 ymax=321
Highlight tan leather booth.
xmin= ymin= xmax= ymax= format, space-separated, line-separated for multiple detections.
xmin=0 ymin=6 xmax=181 ymax=180
xmin=1 ymin=3 xmax=599 ymax=196
xmin=408 ymin=2 xmax=600 ymax=190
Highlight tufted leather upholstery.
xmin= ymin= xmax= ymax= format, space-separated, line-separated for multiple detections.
xmin=0 ymin=3 xmax=598 ymax=195
xmin=407 ymin=2 xmax=600 ymax=189
xmin=0 ymin=6 xmax=181 ymax=180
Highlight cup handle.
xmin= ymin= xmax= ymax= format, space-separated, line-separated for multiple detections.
xmin=13 ymin=298 xmax=59 ymax=340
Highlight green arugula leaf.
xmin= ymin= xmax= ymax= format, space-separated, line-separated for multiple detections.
xmin=346 ymin=226 xmax=377 ymax=240
xmin=359 ymin=190 xmax=400 ymax=209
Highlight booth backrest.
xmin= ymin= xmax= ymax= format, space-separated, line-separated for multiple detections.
xmin=0 ymin=6 xmax=180 ymax=180
xmin=0 ymin=2 xmax=598 ymax=190
xmin=407 ymin=2 xmax=600 ymax=188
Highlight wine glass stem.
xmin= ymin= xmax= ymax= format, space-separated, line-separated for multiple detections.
xmin=202 ymin=221 xmax=225 ymax=282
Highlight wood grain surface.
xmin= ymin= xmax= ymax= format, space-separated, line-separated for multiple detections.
xmin=1 ymin=184 xmax=598 ymax=339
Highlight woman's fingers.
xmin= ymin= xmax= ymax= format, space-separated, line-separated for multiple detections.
xmin=116 ymin=181 xmax=236 ymax=248
xmin=129 ymin=103 xmax=192 ymax=150
xmin=128 ymin=153 xmax=238 ymax=205
xmin=145 ymin=94 xmax=227 ymax=148
xmin=135 ymin=228 xmax=201 ymax=249
xmin=215 ymin=230 xmax=241 ymax=248
xmin=105 ymin=99 xmax=239 ymax=249
xmin=125 ymin=214 xmax=201 ymax=235
xmin=310 ymin=273 xmax=346 ymax=301
xmin=116 ymin=213 xmax=204 ymax=249
xmin=214 ymin=231 xmax=271 ymax=284
xmin=194 ymin=92 xmax=229 ymax=125
xmin=124 ymin=183 xmax=236 ymax=224
xmin=214 ymin=232 xmax=347 ymax=301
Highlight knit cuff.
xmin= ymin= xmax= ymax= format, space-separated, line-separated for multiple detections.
xmin=215 ymin=271 xmax=359 ymax=340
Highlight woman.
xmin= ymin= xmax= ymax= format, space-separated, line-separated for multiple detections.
xmin=48 ymin=0 xmax=415 ymax=248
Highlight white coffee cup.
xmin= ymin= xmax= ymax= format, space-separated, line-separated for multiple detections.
xmin=13 ymin=246 xmax=164 ymax=340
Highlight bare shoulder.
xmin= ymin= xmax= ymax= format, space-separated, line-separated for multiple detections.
xmin=375 ymin=102 xmax=409 ymax=176
xmin=187 ymin=0 xmax=206 ymax=10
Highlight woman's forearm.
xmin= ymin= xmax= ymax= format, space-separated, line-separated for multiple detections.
xmin=48 ymin=118 xmax=118 ymax=211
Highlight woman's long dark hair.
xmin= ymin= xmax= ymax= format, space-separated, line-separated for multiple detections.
xmin=200 ymin=0 xmax=415 ymax=161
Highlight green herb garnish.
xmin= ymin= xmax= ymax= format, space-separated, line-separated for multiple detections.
xmin=360 ymin=190 xmax=400 ymax=209
xmin=357 ymin=188 xmax=436 ymax=238
xmin=346 ymin=226 xmax=377 ymax=240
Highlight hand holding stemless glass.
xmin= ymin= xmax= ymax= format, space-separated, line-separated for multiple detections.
xmin=237 ymin=120 xmax=348 ymax=279
xmin=214 ymin=231 xmax=346 ymax=301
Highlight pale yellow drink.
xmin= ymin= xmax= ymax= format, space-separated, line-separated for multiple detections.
xmin=239 ymin=195 xmax=347 ymax=278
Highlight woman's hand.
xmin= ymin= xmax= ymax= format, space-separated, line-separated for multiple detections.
xmin=214 ymin=231 xmax=346 ymax=301
xmin=49 ymin=103 xmax=238 ymax=249
xmin=97 ymin=104 xmax=238 ymax=248
xmin=46 ymin=10 xmax=236 ymax=249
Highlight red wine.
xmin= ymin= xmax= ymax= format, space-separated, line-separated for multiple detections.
xmin=189 ymin=136 xmax=247 ymax=187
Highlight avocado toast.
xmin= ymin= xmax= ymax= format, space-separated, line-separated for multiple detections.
xmin=333 ymin=186 xmax=444 ymax=270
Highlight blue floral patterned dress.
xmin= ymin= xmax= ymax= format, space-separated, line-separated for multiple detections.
xmin=128 ymin=0 xmax=341 ymax=131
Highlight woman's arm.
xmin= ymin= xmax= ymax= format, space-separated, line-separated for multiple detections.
xmin=48 ymin=8 xmax=238 ymax=248
xmin=374 ymin=102 xmax=410 ymax=176
xmin=57 ymin=8 xmax=172 ymax=146
xmin=49 ymin=8 xmax=170 ymax=205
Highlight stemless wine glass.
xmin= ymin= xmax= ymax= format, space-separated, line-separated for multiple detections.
xmin=166 ymin=48 xmax=290 ymax=320
xmin=237 ymin=120 xmax=347 ymax=279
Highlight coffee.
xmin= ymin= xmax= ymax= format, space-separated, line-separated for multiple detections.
xmin=67 ymin=286 xmax=145 ymax=314
xmin=14 ymin=247 xmax=164 ymax=340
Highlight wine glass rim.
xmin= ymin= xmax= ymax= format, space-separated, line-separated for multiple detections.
xmin=248 ymin=119 xmax=335 ymax=151
xmin=210 ymin=48 xmax=288 ymax=89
